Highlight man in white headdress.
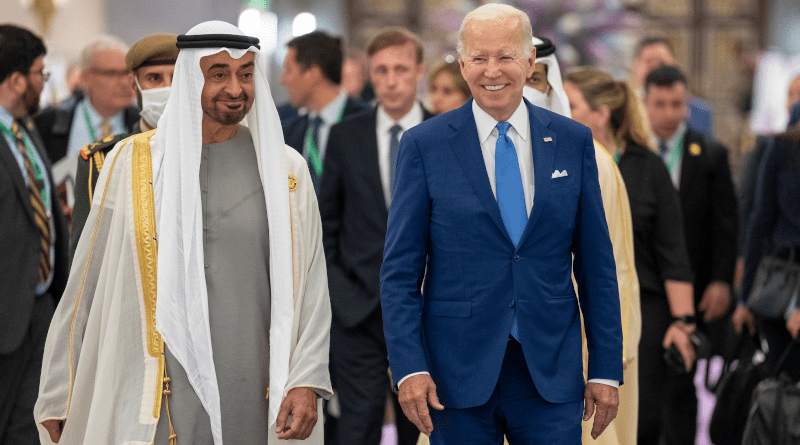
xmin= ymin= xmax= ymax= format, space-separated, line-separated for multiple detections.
xmin=34 ymin=20 xmax=332 ymax=445
xmin=522 ymin=37 xmax=572 ymax=119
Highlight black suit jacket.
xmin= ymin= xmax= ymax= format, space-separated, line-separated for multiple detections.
xmin=0 ymin=118 xmax=69 ymax=354
xmin=678 ymin=127 xmax=738 ymax=296
xmin=320 ymin=106 xmax=435 ymax=328
xmin=281 ymin=97 xmax=369 ymax=156
xmin=33 ymin=98 xmax=139 ymax=163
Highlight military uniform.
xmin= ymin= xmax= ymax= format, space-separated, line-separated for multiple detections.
xmin=69 ymin=131 xmax=132 ymax=258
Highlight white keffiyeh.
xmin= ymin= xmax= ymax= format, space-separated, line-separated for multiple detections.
xmin=523 ymin=36 xmax=571 ymax=118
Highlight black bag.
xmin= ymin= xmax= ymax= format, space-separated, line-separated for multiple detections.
xmin=741 ymin=340 xmax=800 ymax=445
xmin=747 ymin=251 xmax=800 ymax=319
xmin=708 ymin=333 xmax=767 ymax=445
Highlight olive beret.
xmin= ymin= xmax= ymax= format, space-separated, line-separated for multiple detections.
xmin=125 ymin=34 xmax=179 ymax=71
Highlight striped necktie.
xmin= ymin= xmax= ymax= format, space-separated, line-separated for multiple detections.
xmin=307 ymin=116 xmax=323 ymax=193
xmin=11 ymin=121 xmax=51 ymax=283
xmin=389 ymin=124 xmax=402 ymax=203
xmin=100 ymin=118 xmax=112 ymax=140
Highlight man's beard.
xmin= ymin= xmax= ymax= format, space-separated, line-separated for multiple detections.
xmin=23 ymin=83 xmax=40 ymax=116
xmin=201 ymin=90 xmax=252 ymax=125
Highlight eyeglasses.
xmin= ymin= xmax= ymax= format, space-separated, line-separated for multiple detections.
xmin=88 ymin=68 xmax=131 ymax=79
xmin=29 ymin=69 xmax=50 ymax=82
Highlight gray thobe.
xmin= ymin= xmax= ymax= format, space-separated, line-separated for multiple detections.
xmin=155 ymin=125 xmax=271 ymax=444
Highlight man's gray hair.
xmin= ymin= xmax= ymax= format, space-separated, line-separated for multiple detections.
xmin=457 ymin=4 xmax=534 ymax=57
xmin=79 ymin=35 xmax=130 ymax=70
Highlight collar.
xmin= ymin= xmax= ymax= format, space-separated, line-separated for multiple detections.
xmin=473 ymin=98 xmax=529 ymax=144
xmin=0 ymin=105 xmax=15 ymax=130
xmin=377 ymin=102 xmax=423 ymax=133
xmin=313 ymin=90 xmax=348 ymax=124
xmin=660 ymin=121 xmax=687 ymax=151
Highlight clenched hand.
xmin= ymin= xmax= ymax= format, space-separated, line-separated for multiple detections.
xmin=275 ymin=387 xmax=318 ymax=440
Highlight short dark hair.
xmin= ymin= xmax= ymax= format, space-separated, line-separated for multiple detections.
xmin=0 ymin=24 xmax=46 ymax=84
xmin=287 ymin=31 xmax=343 ymax=85
xmin=367 ymin=27 xmax=423 ymax=64
xmin=635 ymin=37 xmax=673 ymax=58
xmin=644 ymin=65 xmax=687 ymax=91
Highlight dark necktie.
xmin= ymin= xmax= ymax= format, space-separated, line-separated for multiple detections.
xmin=388 ymin=124 xmax=402 ymax=204
xmin=12 ymin=121 xmax=51 ymax=283
xmin=495 ymin=121 xmax=526 ymax=340
xmin=307 ymin=116 xmax=323 ymax=193
xmin=659 ymin=141 xmax=669 ymax=160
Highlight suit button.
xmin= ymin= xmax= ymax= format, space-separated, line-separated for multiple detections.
xmin=509 ymin=300 xmax=515 ymax=307
xmin=513 ymin=255 xmax=520 ymax=262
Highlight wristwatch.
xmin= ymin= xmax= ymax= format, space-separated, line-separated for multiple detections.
xmin=672 ymin=314 xmax=696 ymax=325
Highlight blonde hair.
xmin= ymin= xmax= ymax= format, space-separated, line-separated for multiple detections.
xmin=457 ymin=4 xmax=533 ymax=57
xmin=565 ymin=67 xmax=652 ymax=152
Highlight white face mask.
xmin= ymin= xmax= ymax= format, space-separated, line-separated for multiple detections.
xmin=523 ymin=85 xmax=551 ymax=111
xmin=136 ymin=77 xmax=171 ymax=128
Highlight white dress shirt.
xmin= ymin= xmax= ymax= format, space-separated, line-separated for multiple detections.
xmin=376 ymin=102 xmax=424 ymax=205
xmin=308 ymin=89 xmax=348 ymax=162
xmin=652 ymin=121 xmax=686 ymax=189
xmin=396 ymin=98 xmax=618 ymax=390
xmin=66 ymin=98 xmax=127 ymax=159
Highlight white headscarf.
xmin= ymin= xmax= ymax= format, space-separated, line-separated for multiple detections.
xmin=523 ymin=36 xmax=571 ymax=118
xmin=151 ymin=21 xmax=293 ymax=445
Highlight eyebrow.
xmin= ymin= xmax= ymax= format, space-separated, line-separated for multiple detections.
xmin=208 ymin=63 xmax=230 ymax=70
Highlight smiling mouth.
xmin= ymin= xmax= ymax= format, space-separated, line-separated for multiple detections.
xmin=220 ymin=101 xmax=244 ymax=110
xmin=484 ymin=85 xmax=506 ymax=91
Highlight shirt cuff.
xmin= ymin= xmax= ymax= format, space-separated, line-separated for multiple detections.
xmin=587 ymin=378 xmax=619 ymax=388
xmin=396 ymin=371 xmax=430 ymax=390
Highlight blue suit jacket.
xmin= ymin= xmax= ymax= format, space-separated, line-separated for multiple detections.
xmin=380 ymin=99 xmax=623 ymax=409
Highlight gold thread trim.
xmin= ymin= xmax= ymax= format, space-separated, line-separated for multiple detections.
xmin=66 ymin=141 xmax=127 ymax=412
xmin=87 ymin=157 xmax=94 ymax=204
xmin=129 ymin=129 xmax=165 ymax=418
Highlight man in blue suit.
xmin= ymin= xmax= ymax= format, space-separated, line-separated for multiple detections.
xmin=380 ymin=4 xmax=623 ymax=444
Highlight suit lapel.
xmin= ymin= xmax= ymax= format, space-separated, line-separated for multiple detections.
xmin=678 ymin=128 xmax=698 ymax=202
xmin=517 ymin=101 xmax=556 ymax=249
xmin=0 ymin=131 xmax=36 ymax=223
xmin=447 ymin=102 xmax=511 ymax=243
xmin=361 ymin=110 xmax=388 ymax=218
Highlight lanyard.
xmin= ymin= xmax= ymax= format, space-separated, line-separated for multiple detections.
xmin=82 ymin=101 xmax=98 ymax=142
xmin=663 ymin=134 xmax=684 ymax=174
xmin=0 ymin=120 xmax=50 ymax=208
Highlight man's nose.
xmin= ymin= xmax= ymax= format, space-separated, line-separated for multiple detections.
xmin=225 ymin=76 xmax=243 ymax=97
xmin=485 ymin=59 xmax=501 ymax=78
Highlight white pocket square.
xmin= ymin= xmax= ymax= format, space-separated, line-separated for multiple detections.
xmin=551 ymin=170 xmax=568 ymax=179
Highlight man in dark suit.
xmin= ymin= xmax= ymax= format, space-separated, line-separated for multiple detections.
xmin=34 ymin=36 xmax=139 ymax=165
xmin=0 ymin=24 xmax=69 ymax=444
xmin=642 ymin=65 xmax=738 ymax=444
xmin=280 ymin=31 xmax=368 ymax=194
xmin=320 ymin=27 xmax=433 ymax=445
xmin=380 ymin=5 xmax=623 ymax=444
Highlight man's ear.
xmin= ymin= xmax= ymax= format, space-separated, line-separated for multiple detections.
xmin=416 ymin=63 xmax=426 ymax=82
xmin=526 ymin=47 xmax=537 ymax=79
xmin=6 ymin=71 xmax=28 ymax=95
xmin=597 ymin=104 xmax=611 ymax=128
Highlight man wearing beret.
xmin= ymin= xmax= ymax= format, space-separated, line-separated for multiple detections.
xmin=69 ymin=34 xmax=178 ymax=258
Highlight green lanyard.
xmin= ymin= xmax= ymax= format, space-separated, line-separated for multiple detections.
xmin=663 ymin=134 xmax=684 ymax=174
xmin=304 ymin=100 xmax=348 ymax=176
xmin=614 ymin=153 xmax=621 ymax=165
xmin=82 ymin=101 xmax=98 ymax=142
xmin=0 ymin=120 xmax=51 ymax=208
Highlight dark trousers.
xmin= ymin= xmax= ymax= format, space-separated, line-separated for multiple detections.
xmin=330 ymin=309 xmax=418 ymax=445
xmin=0 ymin=294 xmax=55 ymax=444
xmin=429 ymin=339 xmax=582 ymax=445
xmin=638 ymin=294 xmax=697 ymax=445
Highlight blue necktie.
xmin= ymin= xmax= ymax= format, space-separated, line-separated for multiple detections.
xmin=659 ymin=141 xmax=669 ymax=161
xmin=495 ymin=121 xmax=526 ymax=339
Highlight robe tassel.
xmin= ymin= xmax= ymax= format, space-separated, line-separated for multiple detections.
xmin=163 ymin=361 xmax=177 ymax=445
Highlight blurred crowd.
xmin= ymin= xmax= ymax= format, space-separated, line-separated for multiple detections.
xmin=1 ymin=7 xmax=799 ymax=445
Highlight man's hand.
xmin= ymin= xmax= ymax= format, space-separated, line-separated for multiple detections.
xmin=275 ymin=387 xmax=318 ymax=440
xmin=663 ymin=323 xmax=695 ymax=372
xmin=787 ymin=310 xmax=800 ymax=338
xmin=733 ymin=306 xmax=756 ymax=335
xmin=42 ymin=419 xmax=65 ymax=443
xmin=582 ymin=382 xmax=619 ymax=440
xmin=398 ymin=374 xmax=444 ymax=436
xmin=698 ymin=282 xmax=731 ymax=322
